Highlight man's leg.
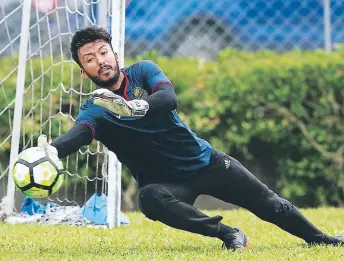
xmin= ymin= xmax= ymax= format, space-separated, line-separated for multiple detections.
xmin=137 ymin=182 xmax=238 ymax=240
xmin=197 ymin=148 xmax=342 ymax=245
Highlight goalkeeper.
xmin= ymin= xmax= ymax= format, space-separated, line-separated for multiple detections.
xmin=46 ymin=25 xmax=344 ymax=250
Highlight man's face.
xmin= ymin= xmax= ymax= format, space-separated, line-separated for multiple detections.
xmin=78 ymin=40 xmax=120 ymax=88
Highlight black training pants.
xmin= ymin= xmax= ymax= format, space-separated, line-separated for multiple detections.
xmin=138 ymin=148 xmax=324 ymax=242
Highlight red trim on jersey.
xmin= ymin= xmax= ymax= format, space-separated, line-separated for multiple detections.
xmin=121 ymin=70 xmax=130 ymax=101
xmin=79 ymin=122 xmax=95 ymax=139
xmin=151 ymin=81 xmax=172 ymax=93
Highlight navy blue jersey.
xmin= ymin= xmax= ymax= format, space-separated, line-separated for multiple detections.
xmin=75 ymin=60 xmax=213 ymax=184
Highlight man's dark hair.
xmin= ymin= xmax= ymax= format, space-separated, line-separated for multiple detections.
xmin=70 ymin=25 xmax=113 ymax=67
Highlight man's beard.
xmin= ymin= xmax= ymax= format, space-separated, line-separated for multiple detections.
xmin=87 ymin=63 xmax=120 ymax=88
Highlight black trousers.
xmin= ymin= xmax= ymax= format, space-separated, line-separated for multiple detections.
xmin=137 ymin=148 xmax=325 ymax=242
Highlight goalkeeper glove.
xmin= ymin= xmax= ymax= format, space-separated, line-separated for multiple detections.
xmin=92 ymin=88 xmax=149 ymax=118
xmin=37 ymin=134 xmax=59 ymax=157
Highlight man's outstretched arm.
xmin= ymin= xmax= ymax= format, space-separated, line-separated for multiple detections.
xmin=50 ymin=123 xmax=93 ymax=158
xmin=92 ymin=60 xmax=178 ymax=118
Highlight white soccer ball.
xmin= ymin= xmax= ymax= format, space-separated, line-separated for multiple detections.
xmin=12 ymin=147 xmax=64 ymax=199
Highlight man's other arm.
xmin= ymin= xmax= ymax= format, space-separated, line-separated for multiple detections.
xmin=139 ymin=60 xmax=178 ymax=112
xmin=144 ymin=83 xmax=178 ymax=112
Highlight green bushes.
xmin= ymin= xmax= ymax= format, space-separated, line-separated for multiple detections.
xmin=1 ymin=48 xmax=344 ymax=207
xmin=131 ymin=49 xmax=344 ymax=207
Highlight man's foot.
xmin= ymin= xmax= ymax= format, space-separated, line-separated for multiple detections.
xmin=221 ymin=228 xmax=250 ymax=250
xmin=307 ymin=234 xmax=344 ymax=246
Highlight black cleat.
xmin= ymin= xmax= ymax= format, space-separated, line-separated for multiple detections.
xmin=221 ymin=228 xmax=250 ymax=250
xmin=332 ymin=236 xmax=344 ymax=245
xmin=307 ymin=234 xmax=344 ymax=246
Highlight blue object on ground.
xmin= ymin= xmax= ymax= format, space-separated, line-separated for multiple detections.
xmin=21 ymin=196 xmax=57 ymax=215
xmin=21 ymin=197 xmax=45 ymax=215
xmin=20 ymin=194 xmax=130 ymax=226
xmin=81 ymin=193 xmax=130 ymax=226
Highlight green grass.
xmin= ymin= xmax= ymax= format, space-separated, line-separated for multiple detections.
xmin=1 ymin=208 xmax=344 ymax=261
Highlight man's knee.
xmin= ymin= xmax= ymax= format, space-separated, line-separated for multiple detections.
xmin=254 ymin=192 xmax=296 ymax=222
xmin=138 ymin=184 xmax=174 ymax=221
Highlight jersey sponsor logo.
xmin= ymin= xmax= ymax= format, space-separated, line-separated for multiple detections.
xmin=133 ymin=87 xmax=149 ymax=99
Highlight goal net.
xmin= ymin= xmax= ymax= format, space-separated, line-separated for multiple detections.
xmin=0 ymin=0 xmax=124 ymax=227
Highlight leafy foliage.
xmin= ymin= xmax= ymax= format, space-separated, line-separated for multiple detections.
xmin=129 ymin=49 xmax=344 ymax=207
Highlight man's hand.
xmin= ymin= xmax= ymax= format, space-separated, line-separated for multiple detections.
xmin=38 ymin=134 xmax=59 ymax=157
xmin=92 ymin=88 xmax=149 ymax=119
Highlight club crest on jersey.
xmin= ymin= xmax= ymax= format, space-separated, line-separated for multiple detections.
xmin=133 ymin=87 xmax=148 ymax=99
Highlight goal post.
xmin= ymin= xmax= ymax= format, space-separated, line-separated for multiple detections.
xmin=5 ymin=0 xmax=32 ymax=215
xmin=0 ymin=0 xmax=125 ymax=228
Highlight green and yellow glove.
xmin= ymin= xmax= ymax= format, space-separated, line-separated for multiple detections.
xmin=92 ymin=88 xmax=149 ymax=119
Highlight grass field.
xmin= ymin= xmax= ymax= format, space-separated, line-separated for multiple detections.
xmin=1 ymin=208 xmax=344 ymax=261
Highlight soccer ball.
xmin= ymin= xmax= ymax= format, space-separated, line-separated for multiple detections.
xmin=12 ymin=147 xmax=64 ymax=199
